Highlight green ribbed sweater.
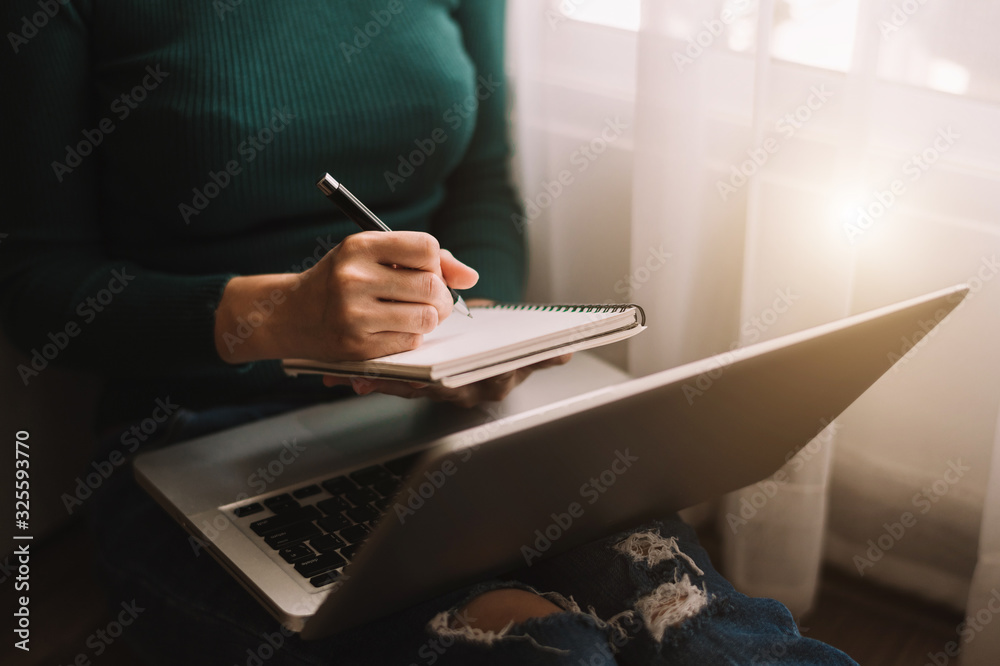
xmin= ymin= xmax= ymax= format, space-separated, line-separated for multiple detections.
xmin=0 ymin=0 xmax=524 ymax=426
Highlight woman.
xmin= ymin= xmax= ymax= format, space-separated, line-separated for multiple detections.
xmin=0 ymin=0 xmax=856 ymax=663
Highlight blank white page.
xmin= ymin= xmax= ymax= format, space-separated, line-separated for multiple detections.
xmin=296 ymin=304 xmax=639 ymax=377
xmin=374 ymin=305 xmax=632 ymax=370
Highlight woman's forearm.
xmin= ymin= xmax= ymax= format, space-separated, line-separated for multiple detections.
xmin=214 ymin=273 xmax=303 ymax=365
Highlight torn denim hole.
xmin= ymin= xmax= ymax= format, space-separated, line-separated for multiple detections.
xmin=426 ymin=585 xmax=588 ymax=654
xmin=634 ymin=574 xmax=710 ymax=642
xmin=538 ymin=592 xmax=643 ymax=654
xmin=601 ymin=609 xmax=641 ymax=652
xmin=614 ymin=531 xmax=705 ymax=576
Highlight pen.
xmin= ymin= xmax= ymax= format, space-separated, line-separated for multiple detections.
xmin=317 ymin=173 xmax=472 ymax=318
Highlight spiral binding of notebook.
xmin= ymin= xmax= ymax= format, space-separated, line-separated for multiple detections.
xmin=488 ymin=303 xmax=646 ymax=325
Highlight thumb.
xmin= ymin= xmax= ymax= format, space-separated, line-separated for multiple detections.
xmin=439 ymin=249 xmax=479 ymax=290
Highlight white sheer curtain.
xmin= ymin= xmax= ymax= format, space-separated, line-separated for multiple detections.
xmin=508 ymin=1 xmax=1000 ymax=662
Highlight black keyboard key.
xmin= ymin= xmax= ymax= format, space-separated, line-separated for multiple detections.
xmin=317 ymin=496 xmax=350 ymax=515
xmin=234 ymin=503 xmax=264 ymax=518
xmin=263 ymin=495 xmax=300 ymax=513
xmin=373 ymin=479 xmax=399 ymax=498
xmin=294 ymin=552 xmax=347 ymax=578
xmin=341 ymin=543 xmax=362 ymax=560
xmin=373 ymin=497 xmax=391 ymax=512
xmin=264 ymin=522 xmax=321 ymax=549
xmin=250 ymin=506 xmax=321 ymax=536
xmin=310 ymin=571 xmax=342 ymax=588
xmin=250 ymin=505 xmax=320 ymax=535
xmin=383 ymin=452 xmax=422 ymax=477
xmin=279 ymin=543 xmax=314 ymax=564
xmin=292 ymin=485 xmax=322 ymax=499
xmin=339 ymin=523 xmax=371 ymax=545
xmin=264 ymin=494 xmax=296 ymax=508
xmin=322 ymin=476 xmax=356 ymax=495
xmin=317 ymin=514 xmax=351 ymax=533
xmin=350 ymin=465 xmax=395 ymax=486
xmin=310 ymin=533 xmax=346 ymax=553
xmin=344 ymin=487 xmax=379 ymax=506
xmin=346 ymin=504 xmax=379 ymax=524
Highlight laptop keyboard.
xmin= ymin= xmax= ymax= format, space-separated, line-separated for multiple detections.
xmin=226 ymin=453 xmax=420 ymax=590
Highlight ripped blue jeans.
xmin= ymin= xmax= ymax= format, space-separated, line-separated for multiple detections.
xmin=88 ymin=400 xmax=858 ymax=666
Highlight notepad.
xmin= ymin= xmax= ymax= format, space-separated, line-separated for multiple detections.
xmin=281 ymin=303 xmax=646 ymax=388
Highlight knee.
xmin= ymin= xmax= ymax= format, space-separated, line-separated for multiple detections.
xmin=456 ymin=588 xmax=563 ymax=632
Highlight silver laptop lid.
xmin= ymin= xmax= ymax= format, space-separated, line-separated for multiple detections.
xmin=303 ymin=284 xmax=969 ymax=638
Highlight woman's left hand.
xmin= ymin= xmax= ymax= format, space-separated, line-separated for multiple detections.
xmin=322 ymin=353 xmax=573 ymax=408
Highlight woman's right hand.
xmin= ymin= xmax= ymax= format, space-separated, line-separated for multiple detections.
xmin=213 ymin=231 xmax=479 ymax=364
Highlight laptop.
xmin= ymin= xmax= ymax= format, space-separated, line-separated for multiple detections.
xmin=134 ymin=283 xmax=969 ymax=640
